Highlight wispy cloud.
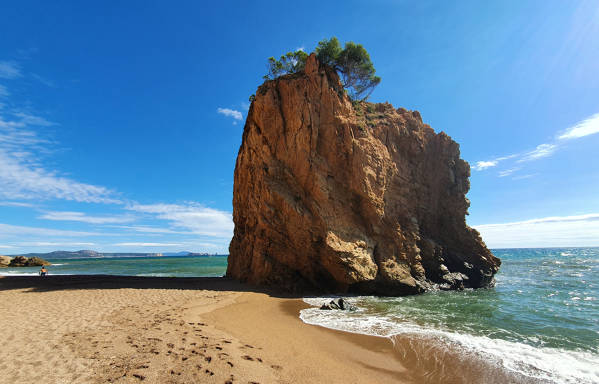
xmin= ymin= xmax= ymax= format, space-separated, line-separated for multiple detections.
xmin=115 ymin=225 xmax=187 ymax=234
xmin=217 ymin=107 xmax=243 ymax=123
xmin=113 ymin=242 xmax=182 ymax=247
xmin=0 ymin=113 xmax=120 ymax=204
xmin=0 ymin=85 xmax=8 ymax=97
xmin=498 ymin=167 xmax=520 ymax=177
xmin=0 ymin=201 xmax=35 ymax=207
xmin=472 ymin=154 xmax=518 ymax=171
xmin=0 ymin=61 xmax=21 ymax=79
xmin=39 ymin=211 xmax=135 ymax=224
xmin=126 ymin=202 xmax=233 ymax=238
xmin=31 ymin=73 xmax=55 ymax=87
xmin=18 ymin=241 xmax=96 ymax=247
xmin=472 ymin=160 xmax=498 ymax=171
xmin=0 ymin=245 xmax=14 ymax=249
xmin=517 ymin=143 xmax=557 ymax=162
xmin=558 ymin=113 xmax=599 ymax=140
xmin=473 ymin=112 xmax=598 ymax=176
xmin=473 ymin=213 xmax=599 ymax=248
xmin=511 ymin=173 xmax=537 ymax=180
xmin=0 ymin=223 xmax=104 ymax=237
xmin=12 ymin=112 xmax=56 ymax=126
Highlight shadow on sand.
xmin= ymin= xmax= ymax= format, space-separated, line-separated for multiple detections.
xmin=0 ymin=275 xmax=307 ymax=299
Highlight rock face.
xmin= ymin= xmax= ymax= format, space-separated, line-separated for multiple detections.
xmin=227 ymin=54 xmax=500 ymax=295
xmin=0 ymin=255 xmax=11 ymax=268
xmin=8 ymin=256 xmax=51 ymax=267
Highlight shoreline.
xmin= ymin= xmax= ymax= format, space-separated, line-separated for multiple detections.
xmin=0 ymin=275 xmax=412 ymax=383
xmin=1 ymin=275 xmax=577 ymax=383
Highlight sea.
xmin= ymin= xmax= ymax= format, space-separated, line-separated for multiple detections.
xmin=2 ymin=248 xmax=597 ymax=383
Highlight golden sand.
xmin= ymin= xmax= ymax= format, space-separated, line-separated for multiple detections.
xmin=0 ymin=276 xmax=412 ymax=383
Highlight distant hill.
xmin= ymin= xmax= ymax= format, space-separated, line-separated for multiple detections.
xmin=9 ymin=250 xmax=222 ymax=259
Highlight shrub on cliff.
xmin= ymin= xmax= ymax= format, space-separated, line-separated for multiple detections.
xmin=263 ymin=50 xmax=309 ymax=80
xmin=264 ymin=37 xmax=381 ymax=101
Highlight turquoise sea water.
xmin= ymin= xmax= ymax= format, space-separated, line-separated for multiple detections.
xmin=301 ymin=248 xmax=599 ymax=384
xmin=0 ymin=255 xmax=228 ymax=277
xmin=2 ymin=249 xmax=597 ymax=383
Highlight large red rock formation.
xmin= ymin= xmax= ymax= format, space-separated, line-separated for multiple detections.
xmin=227 ymin=54 xmax=500 ymax=295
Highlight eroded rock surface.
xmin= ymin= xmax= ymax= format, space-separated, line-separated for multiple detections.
xmin=0 ymin=256 xmax=11 ymax=268
xmin=227 ymin=54 xmax=500 ymax=295
xmin=8 ymin=256 xmax=51 ymax=267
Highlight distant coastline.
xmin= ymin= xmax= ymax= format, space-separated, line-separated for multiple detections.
xmin=6 ymin=250 xmax=223 ymax=259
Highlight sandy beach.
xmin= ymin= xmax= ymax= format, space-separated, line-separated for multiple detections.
xmin=0 ymin=275 xmax=411 ymax=384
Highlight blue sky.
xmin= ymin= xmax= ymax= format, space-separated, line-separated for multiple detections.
xmin=0 ymin=1 xmax=598 ymax=254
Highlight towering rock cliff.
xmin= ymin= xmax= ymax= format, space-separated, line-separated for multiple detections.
xmin=227 ymin=54 xmax=500 ymax=295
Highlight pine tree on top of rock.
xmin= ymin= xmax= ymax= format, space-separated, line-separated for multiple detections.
xmin=263 ymin=37 xmax=381 ymax=101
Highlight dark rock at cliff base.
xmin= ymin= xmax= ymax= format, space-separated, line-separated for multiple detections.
xmin=8 ymin=256 xmax=51 ymax=267
xmin=227 ymin=54 xmax=500 ymax=295
xmin=320 ymin=298 xmax=357 ymax=311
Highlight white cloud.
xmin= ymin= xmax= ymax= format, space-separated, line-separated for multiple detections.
xmin=472 ymin=160 xmax=498 ymax=171
xmin=517 ymin=143 xmax=557 ymax=162
xmin=512 ymin=173 xmax=537 ymax=180
xmin=0 ymin=113 xmax=120 ymax=204
xmin=498 ymin=167 xmax=520 ymax=177
xmin=475 ymin=113 xmax=599 ymax=176
xmin=0 ymin=151 xmax=121 ymax=203
xmin=0 ymin=201 xmax=35 ymax=207
xmin=217 ymin=107 xmax=243 ymax=121
xmin=473 ymin=213 xmax=599 ymax=248
xmin=0 ymin=245 xmax=14 ymax=249
xmin=12 ymin=112 xmax=56 ymax=126
xmin=558 ymin=113 xmax=599 ymax=140
xmin=18 ymin=242 xmax=96 ymax=247
xmin=115 ymin=225 xmax=186 ymax=234
xmin=0 ymin=61 xmax=21 ymax=79
xmin=39 ymin=211 xmax=135 ymax=224
xmin=126 ymin=202 xmax=233 ymax=238
xmin=0 ymin=223 xmax=103 ymax=237
xmin=114 ymin=242 xmax=182 ymax=247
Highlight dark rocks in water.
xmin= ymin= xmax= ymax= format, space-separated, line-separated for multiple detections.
xmin=8 ymin=256 xmax=51 ymax=267
xmin=319 ymin=298 xmax=357 ymax=311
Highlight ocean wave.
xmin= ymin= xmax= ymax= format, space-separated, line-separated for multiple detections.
xmin=0 ymin=272 xmax=72 ymax=276
xmin=0 ymin=271 xmax=41 ymax=276
xmin=300 ymin=298 xmax=599 ymax=384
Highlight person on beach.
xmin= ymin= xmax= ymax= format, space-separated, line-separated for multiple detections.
xmin=39 ymin=266 xmax=48 ymax=277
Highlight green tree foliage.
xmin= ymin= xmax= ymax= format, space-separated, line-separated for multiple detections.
xmin=263 ymin=37 xmax=381 ymax=101
xmin=316 ymin=38 xmax=381 ymax=101
xmin=315 ymin=37 xmax=342 ymax=67
xmin=263 ymin=50 xmax=309 ymax=80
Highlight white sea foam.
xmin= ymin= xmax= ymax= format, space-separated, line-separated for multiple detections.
xmin=0 ymin=271 xmax=40 ymax=276
xmin=0 ymin=271 xmax=71 ymax=276
xmin=300 ymin=298 xmax=599 ymax=384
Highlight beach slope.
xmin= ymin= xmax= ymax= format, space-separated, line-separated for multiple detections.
xmin=0 ymin=275 xmax=409 ymax=383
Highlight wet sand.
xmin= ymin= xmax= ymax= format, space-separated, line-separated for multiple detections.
xmin=0 ymin=275 xmax=413 ymax=383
